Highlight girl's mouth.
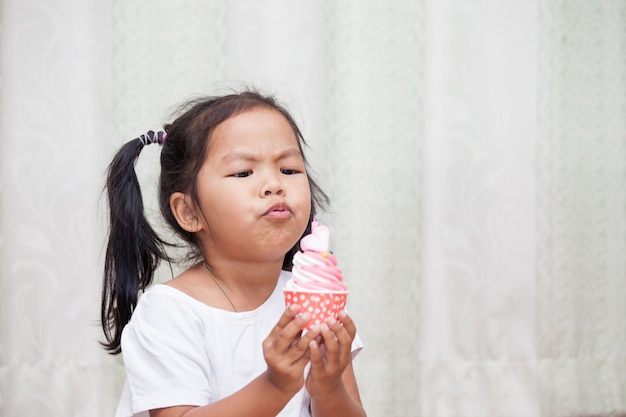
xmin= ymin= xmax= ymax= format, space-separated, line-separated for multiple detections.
xmin=264 ymin=202 xmax=292 ymax=219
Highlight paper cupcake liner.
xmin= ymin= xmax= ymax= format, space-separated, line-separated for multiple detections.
xmin=284 ymin=290 xmax=348 ymax=329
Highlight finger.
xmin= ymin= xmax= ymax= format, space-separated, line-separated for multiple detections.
xmin=329 ymin=315 xmax=352 ymax=343
xmin=296 ymin=325 xmax=321 ymax=350
xmin=327 ymin=317 xmax=354 ymax=361
xmin=291 ymin=343 xmax=312 ymax=369
xmin=284 ymin=324 xmax=321 ymax=363
xmin=276 ymin=305 xmax=301 ymax=330
xmin=283 ymin=324 xmax=321 ymax=364
xmin=308 ymin=338 xmax=325 ymax=371
xmin=307 ymin=325 xmax=336 ymax=374
xmin=319 ymin=320 xmax=339 ymax=364
xmin=277 ymin=312 xmax=311 ymax=350
xmin=264 ymin=306 xmax=310 ymax=353
xmin=337 ymin=311 xmax=357 ymax=340
xmin=265 ymin=305 xmax=300 ymax=347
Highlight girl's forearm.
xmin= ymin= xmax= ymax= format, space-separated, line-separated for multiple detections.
xmin=159 ymin=371 xmax=298 ymax=417
xmin=310 ymin=383 xmax=367 ymax=417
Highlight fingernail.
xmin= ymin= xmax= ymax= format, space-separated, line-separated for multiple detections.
xmin=321 ymin=323 xmax=329 ymax=332
xmin=326 ymin=317 xmax=336 ymax=325
xmin=301 ymin=313 xmax=311 ymax=321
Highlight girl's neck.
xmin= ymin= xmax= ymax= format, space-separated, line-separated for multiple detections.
xmin=201 ymin=259 xmax=283 ymax=310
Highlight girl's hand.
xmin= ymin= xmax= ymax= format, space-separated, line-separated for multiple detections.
xmin=305 ymin=310 xmax=357 ymax=400
xmin=262 ymin=305 xmax=321 ymax=395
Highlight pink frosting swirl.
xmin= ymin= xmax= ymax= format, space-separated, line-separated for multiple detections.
xmin=285 ymin=220 xmax=347 ymax=292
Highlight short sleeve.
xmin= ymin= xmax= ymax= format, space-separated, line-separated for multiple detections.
xmin=121 ymin=288 xmax=212 ymax=414
xmin=346 ymin=306 xmax=364 ymax=359
xmin=351 ymin=332 xmax=364 ymax=359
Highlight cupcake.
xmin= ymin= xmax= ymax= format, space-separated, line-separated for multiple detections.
xmin=284 ymin=220 xmax=348 ymax=329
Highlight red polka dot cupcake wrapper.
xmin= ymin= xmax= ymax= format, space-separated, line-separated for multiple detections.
xmin=283 ymin=290 xmax=349 ymax=329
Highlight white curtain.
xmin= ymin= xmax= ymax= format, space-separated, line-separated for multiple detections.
xmin=1 ymin=1 xmax=625 ymax=417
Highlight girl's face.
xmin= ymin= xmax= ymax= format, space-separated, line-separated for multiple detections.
xmin=194 ymin=107 xmax=312 ymax=264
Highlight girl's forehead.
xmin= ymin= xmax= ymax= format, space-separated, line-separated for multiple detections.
xmin=207 ymin=107 xmax=301 ymax=156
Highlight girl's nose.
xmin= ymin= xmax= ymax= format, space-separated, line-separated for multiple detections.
xmin=261 ymin=176 xmax=285 ymax=197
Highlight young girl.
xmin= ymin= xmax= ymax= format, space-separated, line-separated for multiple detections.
xmin=101 ymin=91 xmax=366 ymax=417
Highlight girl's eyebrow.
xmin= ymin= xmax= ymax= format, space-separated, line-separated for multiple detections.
xmin=220 ymin=147 xmax=303 ymax=163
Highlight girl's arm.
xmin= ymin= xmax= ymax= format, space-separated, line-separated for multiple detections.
xmin=308 ymin=312 xmax=367 ymax=417
xmin=150 ymin=370 xmax=299 ymax=417
xmin=151 ymin=305 xmax=319 ymax=417
xmin=310 ymin=363 xmax=366 ymax=417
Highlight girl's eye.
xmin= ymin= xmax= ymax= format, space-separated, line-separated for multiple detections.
xmin=232 ymin=171 xmax=252 ymax=178
xmin=281 ymin=169 xmax=300 ymax=175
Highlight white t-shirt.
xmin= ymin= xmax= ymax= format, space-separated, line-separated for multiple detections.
xmin=114 ymin=271 xmax=363 ymax=417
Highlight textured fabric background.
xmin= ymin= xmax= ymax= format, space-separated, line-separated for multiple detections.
xmin=536 ymin=1 xmax=626 ymax=414
xmin=1 ymin=1 xmax=625 ymax=416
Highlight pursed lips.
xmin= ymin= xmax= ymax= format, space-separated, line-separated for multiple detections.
xmin=263 ymin=202 xmax=292 ymax=219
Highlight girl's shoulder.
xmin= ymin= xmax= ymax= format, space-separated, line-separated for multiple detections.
xmin=132 ymin=270 xmax=293 ymax=323
xmin=131 ymin=283 xmax=209 ymax=325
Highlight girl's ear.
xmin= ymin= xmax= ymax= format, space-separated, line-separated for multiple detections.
xmin=170 ymin=192 xmax=203 ymax=233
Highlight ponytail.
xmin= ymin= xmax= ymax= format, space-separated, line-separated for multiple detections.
xmin=101 ymin=131 xmax=169 ymax=354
